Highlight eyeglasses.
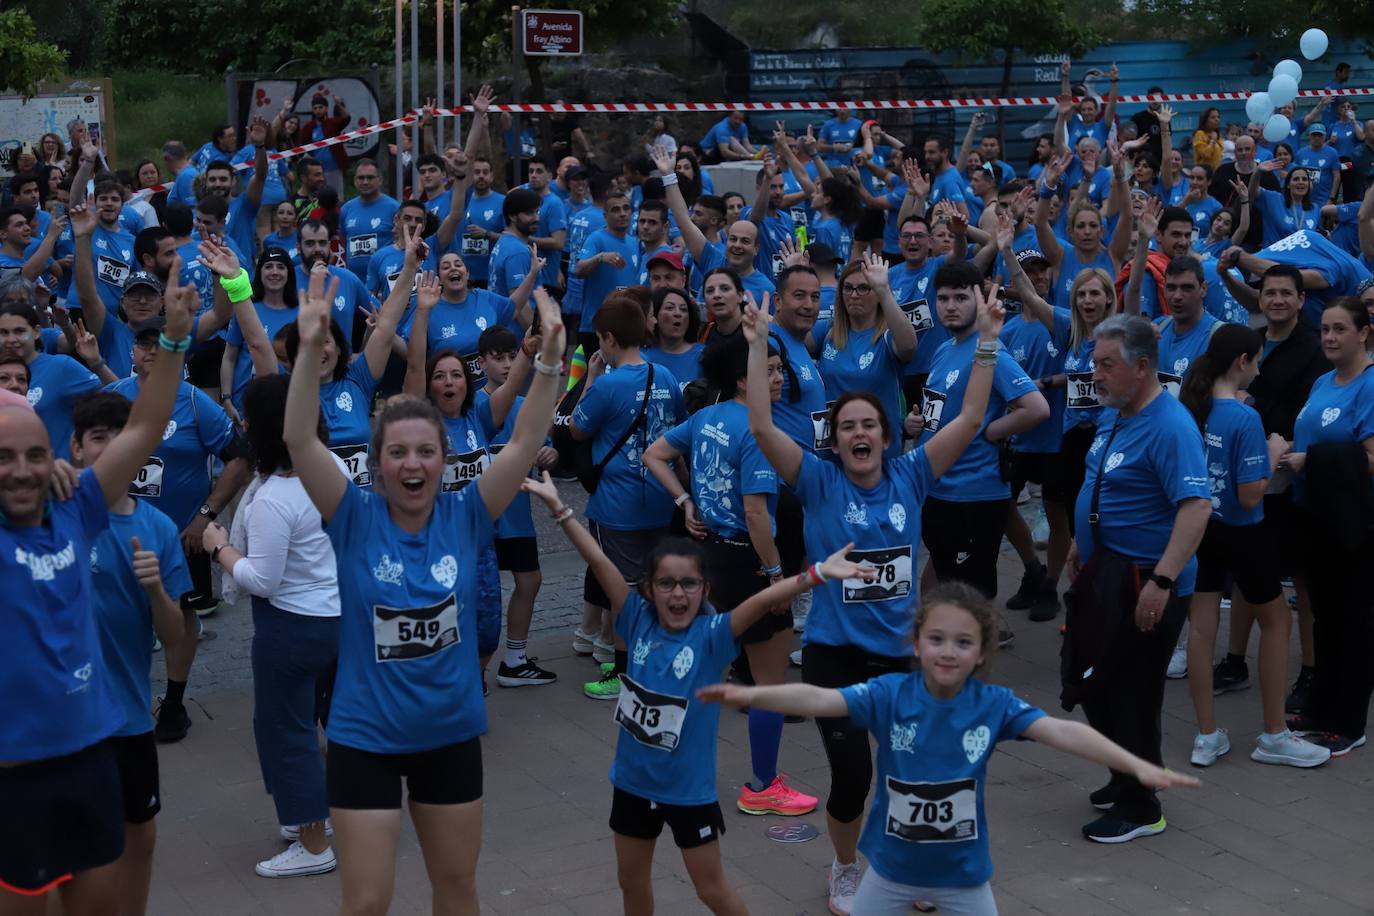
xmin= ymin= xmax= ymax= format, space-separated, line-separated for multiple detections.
xmin=841 ymin=284 xmax=874 ymax=297
xmin=652 ymin=576 xmax=704 ymax=594
xmin=899 ymin=232 xmax=929 ymax=241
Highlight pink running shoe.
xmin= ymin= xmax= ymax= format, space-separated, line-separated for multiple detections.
xmin=737 ymin=774 xmax=818 ymax=816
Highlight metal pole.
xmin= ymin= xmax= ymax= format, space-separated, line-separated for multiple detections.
xmin=410 ymin=0 xmax=420 ymax=191
xmin=511 ymin=6 xmax=521 ymax=184
xmin=394 ymin=0 xmax=404 ymax=200
xmin=436 ymin=0 xmax=445 ymax=152
xmin=454 ymin=0 xmax=462 ymax=149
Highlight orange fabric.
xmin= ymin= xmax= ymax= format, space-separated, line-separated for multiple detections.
xmin=1115 ymin=250 xmax=1172 ymax=315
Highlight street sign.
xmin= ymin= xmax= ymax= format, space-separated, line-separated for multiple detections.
xmin=522 ymin=9 xmax=584 ymax=56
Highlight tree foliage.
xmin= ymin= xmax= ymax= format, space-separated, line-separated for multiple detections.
xmin=697 ymin=0 xmax=922 ymax=49
xmin=1123 ymin=1 xmax=1374 ymax=52
xmin=914 ymin=0 xmax=1100 ymax=63
xmin=0 ymin=9 xmax=68 ymax=100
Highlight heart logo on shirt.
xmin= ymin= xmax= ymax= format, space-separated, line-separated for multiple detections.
xmin=888 ymin=503 xmax=907 ymax=532
xmin=26 ymin=386 xmax=42 ymax=405
xmin=476 ymin=316 xmax=488 ymax=330
xmin=430 ymin=554 xmax=458 ymax=589
xmin=917 ymin=277 xmax=929 ymax=293
xmin=859 ymin=352 xmax=874 ymax=370
xmin=162 ymin=420 xmax=177 ymax=441
xmin=1321 ymin=407 xmax=1341 ymax=427
xmin=962 ymin=725 xmax=991 ymax=764
xmin=944 ymin=369 xmax=960 ymax=389
xmin=1105 ymin=452 xmax=1125 ymax=472
xmin=336 ymin=391 xmax=354 ymax=412
xmin=672 ymin=646 xmax=695 ymax=679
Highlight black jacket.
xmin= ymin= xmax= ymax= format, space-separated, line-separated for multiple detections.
xmin=1303 ymin=441 xmax=1374 ymax=541
xmin=1249 ymin=320 xmax=1330 ymax=440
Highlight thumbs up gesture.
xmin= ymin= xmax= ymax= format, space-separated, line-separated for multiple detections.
xmin=130 ymin=536 xmax=162 ymax=593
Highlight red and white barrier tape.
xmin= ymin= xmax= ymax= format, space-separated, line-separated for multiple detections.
xmin=138 ymin=86 xmax=1370 ymax=194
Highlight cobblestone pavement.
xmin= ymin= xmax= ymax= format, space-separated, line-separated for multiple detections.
xmin=147 ymin=484 xmax=1374 ymax=915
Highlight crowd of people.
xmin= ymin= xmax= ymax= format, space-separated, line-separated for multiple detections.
xmin=3 ymin=58 xmax=1373 ymax=916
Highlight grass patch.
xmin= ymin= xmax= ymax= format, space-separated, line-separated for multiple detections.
xmin=94 ymin=69 xmax=227 ymax=172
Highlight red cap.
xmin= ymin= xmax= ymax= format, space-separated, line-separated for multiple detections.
xmin=647 ymin=250 xmax=685 ymax=272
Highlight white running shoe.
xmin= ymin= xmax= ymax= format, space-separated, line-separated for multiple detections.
xmin=591 ymin=637 xmax=615 ymax=665
xmin=571 ymin=629 xmax=598 ymax=655
xmin=1251 ymin=729 xmax=1331 ymax=768
xmin=792 ymin=588 xmax=811 ymax=633
xmin=827 ymin=859 xmax=863 ymax=915
xmin=790 ymin=648 xmax=803 ymax=667
xmin=1167 ymin=633 xmax=1189 ymax=679
xmin=279 ymin=819 xmax=333 ymax=842
xmin=255 ymin=841 xmax=336 ymax=878
xmin=1190 ymin=729 xmax=1230 ymax=767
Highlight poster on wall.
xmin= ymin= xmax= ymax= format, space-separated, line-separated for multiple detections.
xmin=234 ymin=76 xmax=382 ymax=159
xmin=0 ymin=80 xmax=115 ymax=178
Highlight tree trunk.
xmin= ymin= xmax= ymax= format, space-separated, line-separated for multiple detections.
xmin=525 ymin=55 xmax=553 ymax=154
xmin=998 ymin=46 xmax=1013 ymax=151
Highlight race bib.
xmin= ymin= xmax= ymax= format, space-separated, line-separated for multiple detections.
xmin=330 ymin=444 xmax=371 ymax=487
xmin=97 ymin=255 xmax=130 ymax=287
xmin=386 ymin=268 xmax=420 ymax=295
xmin=461 ymin=235 xmax=490 ymax=257
xmin=347 ymin=233 xmax=378 ymax=259
xmin=1157 ymin=372 xmax=1182 ymax=398
xmin=811 ymin=400 xmax=835 ymax=454
xmin=901 ymin=298 xmax=933 ymax=333
xmin=842 ymin=545 xmax=913 ymax=603
xmin=1066 ymin=372 xmax=1100 ymax=409
xmin=614 ymin=674 xmax=689 ymax=751
xmin=921 ymin=389 xmax=946 ymax=433
xmin=442 ymin=448 xmax=489 ymax=492
xmin=885 ymin=776 xmax=978 ymax=843
xmin=462 ymin=352 xmax=484 ymax=381
xmin=128 ymin=457 xmax=164 ymax=498
xmin=771 ymin=254 xmax=786 ymax=278
xmin=373 ymin=594 xmax=459 ymax=662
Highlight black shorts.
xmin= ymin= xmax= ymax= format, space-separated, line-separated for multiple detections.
xmin=326 ymin=737 xmax=482 ymax=809
xmin=775 ymin=485 xmax=806 ymax=576
xmin=495 ymin=536 xmax=540 ymax=573
xmin=701 ymin=533 xmax=792 ymax=643
xmin=1260 ymin=492 xmax=1302 ymax=579
xmin=111 ymin=732 xmax=161 ymax=824
xmin=854 ymin=208 xmax=886 ymax=243
xmin=1195 ymin=518 xmax=1282 ymax=605
xmin=801 ymin=641 xmax=913 ymax=689
xmin=1010 ymin=450 xmax=1069 ymax=504
xmin=609 ymin=787 xmax=725 ymax=849
xmin=185 ymin=337 xmax=226 ymax=390
xmin=583 ymin=522 xmax=666 ymax=608
xmin=0 ymin=740 xmax=125 ymax=894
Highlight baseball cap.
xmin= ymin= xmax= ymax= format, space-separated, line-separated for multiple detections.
xmin=806 ymin=242 xmax=840 ymax=264
xmin=647 ymin=250 xmax=685 ymax=272
xmin=129 ymin=316 xmax=166 ymax=339
xmin=123 ymin=270 xmax=163 ymax=296
xmin=1308 ymin=123 xmax=1327 ymax=136
xmin=1016 ymin=249 xmax=1050 ymax=268
xmin=565 ymin=166 xmax=590 ymax=181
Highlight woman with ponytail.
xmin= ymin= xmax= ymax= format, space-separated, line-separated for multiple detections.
xmin=1178 ymin=324 xmax=1331 ymax=769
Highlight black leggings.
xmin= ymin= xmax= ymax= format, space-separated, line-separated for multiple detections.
xmin=801 ymin=643 xmax=912 ymax=823
xmin=1300 ymin=513 xmax=1374 ymax=738
xmin=921 ymin=496 xmax=1011 ymax=599
xmin=1060 ymin=422 xmax=1097 ymax=535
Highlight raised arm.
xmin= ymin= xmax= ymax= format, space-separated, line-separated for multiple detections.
xmin=1157 ymin=105 xmax=1176 ymax=186
xmin=895 ymin=160 xmax=930 ymax=224
xmin=775 ymin=123 xmax=817 ymax=197
xmin=923 ymin=285 xmax=1007 ymax=479
xmin=200 ymin=239 xmax=274 ymax=377
xmin=1106 ymin=146 xmax=1133 ymax=265
xmin=433 ymin=165 xmax=472 ymax=252
xmin=477 ymin=288 xmax=565 ymax=521
xmin=363 ymin=227 xmax=423 ymax=378
xmin=523 ymin=470 xmax=628 ymax=613
xmin=92 ymin=259 xmax=195 ymax=507
xmin=243 ymin=119 xmax=270 ymax=208
xmin=1227 ymin=177 xmax=1252 ymax=246
xmin=651 ymin=144 xmax=707 ymax=263
xmin=743 ymin=296 xmax=803 ymax=486
xmin=998 ymin=211 xmax=1054 ymax=326
xmin=749 ymin=153 xmax=778 ymax=226
xmin=21 ymin=209 xmax=63 ymax=281
xmin=865 ymin=252 xmax=916 ymax=360
xmin=463 ymin=85 xmax=495 ymax=161
xmin=69 ymin=197 xmax=104 ymax=338
xmin=1034 ymin=152 xmax=1071 ymax=267
xmin=1123 ymin=200 xmax=1160 ymax=315
xmin=699 ymin=682 xmax=849 ymax=718
xmin=282 ymin=270 xmax=348 ymax=521
xmin=506 ymin=244 xmax=543 ymax=330
xmin=1100 ymin=64 xmax=1121 ymax=132
xmin=402 ymin=277 xmax=435 ymax=399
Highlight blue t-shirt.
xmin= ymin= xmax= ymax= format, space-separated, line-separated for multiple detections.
xmin=1257 ymin=231 xmax=1372 ymax=325
xmin=810 ymin=214 xmax=853 ymax=266
xmin=1002 ymin=309 xmax=1070 ymax=454
xmin=1053 ymin=247 xmax=1116 ymax=309
xmin=94 ymin=316 xmax=137 ymax=381
xmin=841 ymin=673 xmax=1044 ymax=888
xmin=663 ymin=400 xmax=777 ymax=539
xmin=795 ymin=448 xmax=935 ymax=658
xmin=324 ymin=481 xmax=494 ymax=753
xmin=880 ymin=184 xmax=908 ymax=256
xmin=1155 ymin=312 xmax=1221 ymax=396
xmin=364 ymin=240 xmax=440 ymax=300
xmin=1185 ymin=197 xmax=1224 ymax=243
xmin=1 ymin=469 xmax=123 ymax=760
xmin=920 ymin=337 xmax=1037 ymax=500
xmin=1061 ymin=331 xmax=1103 ymax=432
xmin=643 ymin=344 xmax=704 ymax=393
xmin=223 ymin=194 xmax=260 ymax=267
xmin=927 ymin=168 xmax=967 ymax=211
xmin=701 ymin=117 xmax=748 ymax=152
xmin=91 ymin=500 xmax=192 ymax=737
xmin=531 ymin=192 xmax=567 ymax=288
xmin=889 ymin=256 xmax=951 ymax=377
xmin=191 ymin=141 xmax=230 ymax=171
xmin=692 ymin=240 xmax=776 ymax=305
xmin=819 ymin=117 xmax=862 ymax=166
xmin=294 ymin=265 xmax=375 ymax=334
xmin=440 ymin=408 xmax=492 ymax=497
xmin=821 ymin=327 xmax=908 ymax=460
xmin=340 ymin=194 xmax=400 ymax=281
xmin=1073 ymin=395 xmax=1210 ymax=596
xmin=262 ymin=231 xmax=301 ymax=265
xmin=176 ymin=240 xmax=219 ymax=327
xmin=771 ymin=325 xmax=830 ymax=454
xmin=231 ymin=144 xmax=291 ymax=206
xmin=1330 ymin=120 xmax=1360 ymax=158
xmin=474 ymin=389 xmax=538 ymax=540
xmin=458 ymin=191 xmax=506 ymax=281
xmin=488 ymin=232 xmax=533 ymax=300
xmin=106 ymin=378 xmax=236 ymax=529
xmin=1292 ymin=145 xmax=1342 ymax=204
xmin=404 ymin=289 xmax=517 ymax=388
xmin=168 ymin=164 xmax=199 ymax=206
xmin=1203 ymin=398 xmax=1269 ymax=526
xmin=320 ymin=359 xmax=381 ymax=487
xmin=89 ymin=223 xmax=137 ymax=316
xmin=562 ymin=205 xmax=606 ymax=316
xmin=611 ymin=593 xmax=738 ymax=806
xmin=225 ymin=301 xmax=297 ymax=411
xmin=1254 ymin=188 xmax=1320 ymax=248
xmin=573 ymin=361 xmax=684 ymax=531
xmin=1067 ymin=115 xmax=1109 ymax=152
xmin=1293 ymin=368 xmax=1374 ymax=502
xmin=740 ymin=205 xmax=797 ymax=281
xmin=28 ymin=352 xmax=101 ymax=460
xmin=576 ymin=229 xmax=641 ymax=334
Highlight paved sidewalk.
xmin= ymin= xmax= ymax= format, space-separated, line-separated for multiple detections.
xmin=147 ymin=487 xmax=1374 ymax=915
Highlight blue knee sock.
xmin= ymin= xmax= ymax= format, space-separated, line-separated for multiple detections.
xmin=748 ymin=708 xmax=785 ymax=788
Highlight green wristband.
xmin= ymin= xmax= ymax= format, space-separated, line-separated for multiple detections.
xmin=218 ymin=268 xmax=252 ymax=303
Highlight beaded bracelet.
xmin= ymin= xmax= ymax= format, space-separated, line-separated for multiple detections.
xmin=552 ymin=506 xmax=575 ymax=524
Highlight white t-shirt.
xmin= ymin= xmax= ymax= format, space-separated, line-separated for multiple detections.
xmin=232 ymin=473 xmax=341 ymax=617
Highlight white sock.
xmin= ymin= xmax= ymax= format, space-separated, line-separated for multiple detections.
xmin=504 ymin=639 xmax=528 ymax=668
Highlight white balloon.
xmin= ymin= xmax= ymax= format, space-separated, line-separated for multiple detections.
xmin=1246 ymin=92 xmax=1274 ymax=124
xmin=1268 ymin=73 xmax=1299 ymax=107
xmin=1263 ymin=113 xmax=1291 ymax=144
xmin=1274 ymin=59 xmax=1304 ymax=83
xmin=1299 ymin=29 xmax=1328 ymax=61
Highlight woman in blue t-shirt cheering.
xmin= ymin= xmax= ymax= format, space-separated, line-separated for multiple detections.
xmin=281 ymin=270 xmax=566 ymax=914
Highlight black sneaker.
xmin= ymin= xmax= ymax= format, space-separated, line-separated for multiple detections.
xmin=1211 ymin=655 xmax=1250 ymax=695
xmin=1028 ymin=581 xmax=1061 ymax=622
xmin=1089 ymin=783 xmax=1117 ymax=811
xmin=997 ymin=629 xmax=1015 ymax=648
xmin=154 ymin=703 xmax=192 ymax=743
xmin=1082 ymin=812 xmax=1165 ymax=844
xmin=496 ymin=658 xmax=557 ymax=688
xmin=1005 ymin=563 xmax=1046 ymax=610
xmin=1285 ymin=667 xmax=1314 ymax=714
xmin=1309 ymin=733 xmax=1366 ymax=758
xmin=1285 ymin=712 xmax=1324 ymax=735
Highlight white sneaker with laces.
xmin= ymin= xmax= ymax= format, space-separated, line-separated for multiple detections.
xmin=255 ymin=841 xmax=336 ymax=878
xmin=827 ymin=859 xmax=863 ymax=916
xmin=1190 ymin=729 xmax=1230 ymax=767
xmin=571 ymin=629 xmax=597 ymax=655
xmin=1167 ymin=634 xmax=1189 ymax=679
xmin=792 ymin=589 xmax=811 ymax=633
xmin=279 ymin=819 xmax=333 ymax=842
xmin=591 ymin=637 xmax=615 ymax=665
xmin=1251 ymin=729 xmax=1331 ymax=768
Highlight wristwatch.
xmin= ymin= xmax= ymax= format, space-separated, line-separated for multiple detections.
xmin=1148 ymin=572 xmax=1175 ymax=591
xmin=198 ymin=503 xmax=219 ymax=521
